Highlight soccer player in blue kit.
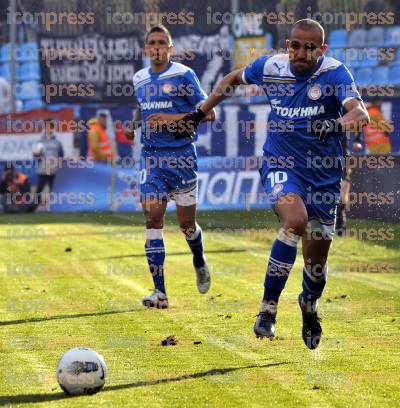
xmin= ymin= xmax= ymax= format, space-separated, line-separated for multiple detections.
xmin=127 ymin=25 xmax=215 ymax=309
xmin=179 ymin=19 xmax=369 ymax=348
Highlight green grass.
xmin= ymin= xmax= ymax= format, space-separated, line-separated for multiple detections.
xmin=0 ymin=210 xmax=399 ymax=407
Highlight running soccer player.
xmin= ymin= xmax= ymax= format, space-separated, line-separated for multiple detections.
xmin=178 ymin=19 xmax=369 ymax=348
xmin=127 ymin=25 xmax=215 ymax=309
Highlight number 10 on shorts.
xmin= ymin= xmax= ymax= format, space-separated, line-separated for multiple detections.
xmin=267 ymin=171 xmax=288 ymax=188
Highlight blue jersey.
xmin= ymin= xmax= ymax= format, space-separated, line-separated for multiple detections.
xmin=243 ymin=54 xmax=362 ymax=188
xmin=133 ymin=61 xmax=207 ymax=149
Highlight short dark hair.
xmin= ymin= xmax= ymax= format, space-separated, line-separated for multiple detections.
xmin=44 ymin=117 xmax=55 ymax=128
xmin=145 ymin=25 xmax=172 ymax=46
xmin=291 ymin=19 xmax=325 ymax=45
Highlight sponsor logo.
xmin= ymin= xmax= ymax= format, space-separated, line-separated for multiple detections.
xmin=162 ymin=83 xmax=173 ymax=94
xmin=272 ymin=104 xmax=325 ymax=118
xmin=308 ymin=84 xmax=321 ymax=100
xmin=140 ymin=101 xmax=173 ymax=110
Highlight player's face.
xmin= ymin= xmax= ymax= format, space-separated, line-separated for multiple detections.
xmin=286 ymin=28 xmax=327 ymax=75
xmin=145 ymin=32 xmax=172 ymax=66
xmin=98 ymin=116 xmax=107 ymax=128
xmin=45 ymin=121 xmax=54 ymax=136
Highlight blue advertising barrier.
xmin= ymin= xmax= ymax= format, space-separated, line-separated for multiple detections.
xmin=0 ymin=157 xmax=269 ymax=212
xmin=49 ymin=157 xmax=269 ymax=212
xmin=1 ymin=155 xmax=399 ymax=223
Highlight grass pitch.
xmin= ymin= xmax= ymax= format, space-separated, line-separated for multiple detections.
xmin=0 ymin=210 xmax=399 ymax=407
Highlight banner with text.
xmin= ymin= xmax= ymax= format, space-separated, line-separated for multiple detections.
xmin=0 ymin=108 xmax=74 ymax=161
xmin=171 ymin=27 xmax=232 ymax=95
xmin=38 ymin=33 xmax=143 ymax=103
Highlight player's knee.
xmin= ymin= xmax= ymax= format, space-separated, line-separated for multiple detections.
xmin=144 ymin=212 xmax=164 ymax=229
xmin=146 ymin=219 xmax=163 ymax=229
xmin=283 ymin=216 xmax=308 ymax=236
xmin=179 ymin=220 xmax=196 ymax=237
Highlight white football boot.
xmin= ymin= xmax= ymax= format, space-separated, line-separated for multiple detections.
xmin=195 ymin=261 xmax=211 ymax=294
xmin=142 ymin=289 xmax=168 ymax=309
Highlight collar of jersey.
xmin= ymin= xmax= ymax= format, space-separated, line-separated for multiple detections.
xmin=149 ymin=61 xmax=173 ymax=77
xmin=43 ymin=132 xmax=56 ymax=140
xmin=289 ymin=56 xmax=324 ymax=80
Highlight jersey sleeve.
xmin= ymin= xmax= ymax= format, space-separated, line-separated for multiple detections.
xmin=183 ymin=69 xmax=208 ymax=108
xmin=131 ymin=75 xmax=138 ymax=103
xmin=242 ymin=56 xmax=268 ymax=86
xmin=332 ymin=64 xmax=362 ymax=106
xmin=132 ymin=74 xmax=137 ymax=90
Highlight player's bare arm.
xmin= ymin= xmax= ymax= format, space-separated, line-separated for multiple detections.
xmin=337 ymin=98 xmax=370 ymax=132
xmin=198 ymin=69 xmax=246 ymax=114
xmin=179 ymin=69 xmax=245 ymax=130
xmin=147 ymin=109 xmax=215 ymax=126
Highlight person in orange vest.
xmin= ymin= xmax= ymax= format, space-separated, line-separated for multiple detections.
xmin=87 ymin=112 xmax=115 ymax=162
xmin=363 ymin=102 xmax=393 ymax=154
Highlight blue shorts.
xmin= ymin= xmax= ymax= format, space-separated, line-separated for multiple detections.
xmin=260 ymin=160 xmax=340 ymax=239
xmin=140 ymin=144 xmax=198 ymax=206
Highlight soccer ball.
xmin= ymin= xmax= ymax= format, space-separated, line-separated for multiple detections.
xmin=57 ymin=347 xmax=107 ymax=395
xmin=33 ymin=142 xmax=44 ymax=156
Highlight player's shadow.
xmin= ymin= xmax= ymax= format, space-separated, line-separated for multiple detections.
xmin=0 ymin=309 xmax=141 ymax=327
xmin=83 ymin=248 xmax=248 ymax=261
xmin=0 ymin=362 xmax=290 ymax=405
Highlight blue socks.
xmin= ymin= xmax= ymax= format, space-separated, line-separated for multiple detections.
xmin=185 ymin=224 xmax=205 ymax=268
xmin=263 ymin=228 xmax=300 ymax=314
xmin=301 ymin=263 xmax=328 ymax=313
xmin=145 ymin=229 xmax=166 ymax=295
xmin=144 ymin=225 xmax=205 ymax=296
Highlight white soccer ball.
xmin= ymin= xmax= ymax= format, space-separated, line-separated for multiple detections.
xmin=33 ymin=142 xmax=44 ymax=156
xmin=57 ymin=347 xmax=107 ymax=395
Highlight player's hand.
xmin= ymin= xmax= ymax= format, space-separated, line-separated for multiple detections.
xmin=175 ymin=108 xmax=206 ymax=139
xmin=353 ymin=142 xmax=362 ymax=152
xmin=310 ymin=118 xmax=343 ymax=143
